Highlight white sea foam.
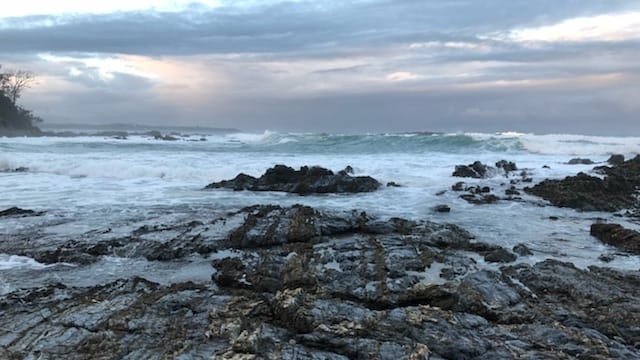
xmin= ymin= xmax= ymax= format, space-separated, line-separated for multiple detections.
xmin=0 ymin=254 xmax=48 ymax=270
xmin=1 ymin=132 xmax=640 ymax=273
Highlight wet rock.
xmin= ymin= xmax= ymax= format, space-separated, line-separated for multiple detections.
xmin=386 ymin=181 xmax=401 ymax=187
xmin=460 ymin=193 xmax=500 ymax=205
xmin=451 ymin=181 xmax=465 ymax=191
xmin=496 ymin=160 xmax=517 ymax=173
xmin=0 ymin=207 xmax=42 ymax=217
xmin=0 ymin=279 xmax=222 ymax=360
xmin=2 ymin=204 xmax=640 ymax=359
xmin=512 ymin=244 xmax=533 ymax=256
xmin=607 ymin=154 xmax=625 ymax=165
xmin=483 ymin=248 xmax=517 ymax=263
xmin=505 ymin=186 xmax=520 ymax=196
xmin=567 ymin=158 xmax=594 ymax=165
xmin=433 ymin=204 xmax=450 ymax=213
xmin=205 ymin=165 xmax=381 ymax=194
xmin=452 ymin=161 xmax=495 ymax=178
xmin=590 ymin=223 xmax=640 ymax=255
xmin=525 ymin=166 xmax=638 ymax=212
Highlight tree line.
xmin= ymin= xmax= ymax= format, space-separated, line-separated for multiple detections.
xmin=0 ymin=64 xmax=41 ymax=133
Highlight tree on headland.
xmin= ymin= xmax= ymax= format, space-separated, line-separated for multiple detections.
xmin=1 ymin=68 xmax=36 ymax=105
xmin=0 ymin=64 xmax=42 ymax=135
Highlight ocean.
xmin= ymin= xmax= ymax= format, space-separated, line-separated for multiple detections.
xmin=1 ymin=130 xmax=640 ymax=293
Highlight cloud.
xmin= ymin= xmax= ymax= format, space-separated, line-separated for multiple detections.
xmin=386 ymin=72 xmax=421 ymax=81
xmin=508 ymin=11 xmax=640 ymax=43
xmin=3 ymin=0 xmax=640 ymax=134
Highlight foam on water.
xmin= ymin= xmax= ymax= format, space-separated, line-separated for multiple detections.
xmin=2 ymin=131 xmax=640 ymax=276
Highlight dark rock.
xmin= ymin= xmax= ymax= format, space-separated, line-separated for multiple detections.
xmin=496 ymin=160 xmax=518 ymax=173
xmin=460 ymin=193 xmax=500 ymax=205
xmin=451 ymin=181 xmax=465 ymax=191
xmin=598 ymin=254 xmax=615 ymax=262
xmin=542 ymin=165 xmax=550 ymax=169
xmin=567 ymin=158 xmax=594 ymax=165
xmin=386 ymin=181 xmax=401 ymax=187
xmin=512 ymin=244 xmax=533 ymax=256
xmin=590 ymin=223 xmax=640 ymax=255
xmin=2 ymin=204 xmax=640 ymax=359
xmin=607 ymin=154 xmax=625 ymax=165
xmin=505 ymin=186 xmax=520 ymax=196
xmin=525 ymin=156 xmax=640 ymax=212
xmin=0 ymin=207 xmax=42 ymax=217
xmin=452 ymin=161 xmax=495 ymax=178
xmin=433 ymin=204 xmax=450 ymax=213
xmin=483 ymin=248 xmax=517 ymax=263
xmin=205 ymin=165 xmax=381 ymax=194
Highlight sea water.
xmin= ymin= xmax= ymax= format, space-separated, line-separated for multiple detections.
xmin=1 ymin=130 xmax=640 ymax=291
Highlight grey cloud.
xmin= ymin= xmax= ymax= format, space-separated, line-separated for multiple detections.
xmin=0 ymin=0 xmax=635 ymax=57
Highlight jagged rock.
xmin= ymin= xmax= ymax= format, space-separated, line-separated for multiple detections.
xmin=452 ymin=161 xmax=495 ymax=178
xmin=205 ymin=165 xmax=381 ymax=194
xmin=607 ymin=154 xmax=625 ymax=165
xmin=496 ymin=160 xmax=517 ymax=173
xmin=567 ymin=158 xmax=594 ymax=165
xmin=590 ymin=223 xmax=640 ymax=255
xmin=525 ymin=156 xmax=640 ymax=212
xmin=2 ymin=204 xmax=640 ymax=359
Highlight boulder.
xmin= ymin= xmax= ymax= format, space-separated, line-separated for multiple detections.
xmin=205 ymin=165 xmax=381 ymax=194
xmin=607 ymin=154 xmax=625 ymax=165
xmin=452 ymin=161 xmax=494 ymax=178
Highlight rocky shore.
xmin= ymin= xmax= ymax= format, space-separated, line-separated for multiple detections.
xmin=1 ymin=157 xmax=640 ymax=359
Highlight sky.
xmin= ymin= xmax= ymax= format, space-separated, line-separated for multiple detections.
xmin=1 ymin=0 xmax=639 ymax=134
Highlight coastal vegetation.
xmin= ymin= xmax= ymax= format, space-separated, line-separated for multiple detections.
xmin=0 ymin=65 xmax=41 ymax=135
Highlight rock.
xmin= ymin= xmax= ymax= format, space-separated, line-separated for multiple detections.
xmin=433 ymin=204 xmax=450 ymax=213
xmin=512 ymin=244 xmax=533 ymax=256
xmin=205 ymin=165 xmax=381 ymax=194
xmin=567 ymin=158 xmax=594 ymax=165
xmin=386 ymin=181 xmax=401 ymax=187
xmin=590 ymin=223 xmax=640 ymax=255
xmin=496 ymin=160 xmax=517 ymax=173
xmin=607 ymin=154 xmax=625 ymax=165
xmin=525 ymin=156 xmax=640 ymax=212
xmin=0 ymin=207 xmax=42 ymax=217
xmin=483 ymin=248 xmax=517 ymax=263
xmin=505 ymin=186 xmax=520 ymax=196
xmin=460 ymin=193 xmax=499 ymax=205
xmin=452 ymin=161 xmax=495 ymax=178
xmin=451 ymin=181 xmax=465 ymax=191
xmin=2 ymin=204 xmax=640 ymax=359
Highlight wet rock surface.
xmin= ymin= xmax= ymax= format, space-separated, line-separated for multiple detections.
xmin=205 ymin=164 xmax=381 ymax=194
xmin=1 ymin=204 xmax=639 ymax=359
xmin=525 ymin=155 xmax=640 ymax=212
xmin=591 ymin=223 xmax=640 ymax=255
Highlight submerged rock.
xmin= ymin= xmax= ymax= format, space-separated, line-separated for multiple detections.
xmin=205 ymin=164 xmax=381 ymax=194
xmin=0 ymin=207 xmax=42 ymax=217
xmin=567 ymin=158 xmax=594 ymax=165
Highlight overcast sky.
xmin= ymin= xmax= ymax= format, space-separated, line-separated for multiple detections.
xmin=1 ymin=0 xmax=639 ymax=134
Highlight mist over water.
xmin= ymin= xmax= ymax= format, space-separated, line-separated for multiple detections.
xmin=2 ymin=130 xmax=640 ymax=284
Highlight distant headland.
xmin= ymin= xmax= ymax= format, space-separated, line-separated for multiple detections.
xmin=0 ymin=65 xmax=42 ymax=136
